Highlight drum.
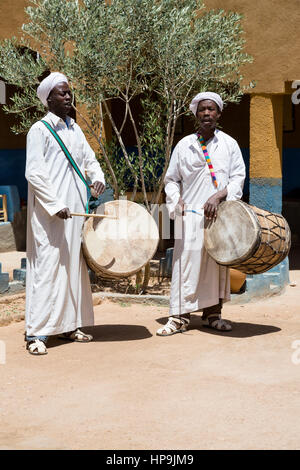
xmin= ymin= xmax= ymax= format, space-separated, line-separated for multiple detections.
xmin=82 ymin=199 xmax=159 ymax=278
xmin=204 ymin=200 xmax=291 ymax=274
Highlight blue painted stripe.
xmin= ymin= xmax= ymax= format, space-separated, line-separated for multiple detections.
xmin=249 ymin=177 xmax=282 ymax=213
xmin=0 ymin=149 xmax=27 ymax=200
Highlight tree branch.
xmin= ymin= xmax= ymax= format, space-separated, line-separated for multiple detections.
xmin=103 ymin=99 xmax=139 ymax=201
xmin=72 ymin=103 xmax=120 ymax=199
xmin=127 ymin=100 xmax=150 ymax=212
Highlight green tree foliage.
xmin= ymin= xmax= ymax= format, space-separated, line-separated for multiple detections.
xmin=0 ymin=0 xmax=252 ymax=208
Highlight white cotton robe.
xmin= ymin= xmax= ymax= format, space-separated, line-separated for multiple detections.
xmin=25 ymin=111 xmax=105 ymax=337
xmin=165 ymin=130 xmax=246 ymax=316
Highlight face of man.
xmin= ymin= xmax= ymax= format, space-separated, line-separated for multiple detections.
xmin=196 ymin=99 xmax=221 ymax=135
xmin=47 ymin=82 xmax=72 ymax=119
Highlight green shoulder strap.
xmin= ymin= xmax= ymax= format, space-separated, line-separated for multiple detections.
xmin=40 ymin=119 xmax=91 ymax=213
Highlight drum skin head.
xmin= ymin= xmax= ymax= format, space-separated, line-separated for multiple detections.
xmin=82 ymin=200 xmax=159 ymax=277
xmin=204 ymin=200 xmax=261 ymax=265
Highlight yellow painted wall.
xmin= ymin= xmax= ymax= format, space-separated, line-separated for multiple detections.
xmin=204 ymin=0 xmax=300 ymax=94
xmin=0 ymin=0 xmax=28 ymax=40
xmin=249 ymin=94 xmax=283 ymax=178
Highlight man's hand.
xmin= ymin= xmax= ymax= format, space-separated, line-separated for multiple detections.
xmin=90 ymin=181 xmax=105 ymax=198
xmin=203 ymin=188 xmax=227 ymax=220
xmin=175 ymin=197 xmax=185 ymax=216
xmin=56 ymin=207 xmax=72 ymax=219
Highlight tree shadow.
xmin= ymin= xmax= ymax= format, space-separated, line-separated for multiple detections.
xmin=48 ymin=324 xmax=152 ymax=348
xmin=156 ymin=316 xmax=281 ymax=338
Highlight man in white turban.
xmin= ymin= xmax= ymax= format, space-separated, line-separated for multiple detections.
xmin=189 ymin=91 xmax=224 ymax=115
xmin=157 ymin=92 xmax=246 ymax=336
xmin=36 ymin=71 xmax=69 ymax=106
xmin=25 ymin=72 xmax=106 ymax=355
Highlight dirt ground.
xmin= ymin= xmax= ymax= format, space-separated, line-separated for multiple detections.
xmin=0 ymin=266 xmax=300 ymax=450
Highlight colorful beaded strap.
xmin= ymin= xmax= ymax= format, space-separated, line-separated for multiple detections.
xmin=197 ymin=133 xmax=218 ymax=189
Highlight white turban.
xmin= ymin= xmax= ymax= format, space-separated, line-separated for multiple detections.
xmin=189 ymin=92 xmax=223 ymax=116
xmin=37 ymin=72 xmax=69 ymax=107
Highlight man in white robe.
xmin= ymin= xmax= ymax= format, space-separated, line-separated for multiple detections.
xmin=25 ymin=72 xmax=106 ymax=355
xmin=157 ymin=92 xmax=245 ymax=336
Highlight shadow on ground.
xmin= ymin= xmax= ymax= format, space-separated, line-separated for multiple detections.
xmin=156 ymin=316 xmax=281 ymax=338
xmin=47 ymin=324 xmax=152 ymax=348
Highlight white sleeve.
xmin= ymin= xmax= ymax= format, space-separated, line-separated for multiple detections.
xmin=25 ymin=126 xmax=66 ymax=216
xmin=164 ymin=144 xmax=181 ymax=219
xmin=226 ymin=141 xmax=246 ymax=201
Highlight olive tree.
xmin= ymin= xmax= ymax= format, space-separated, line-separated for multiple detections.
xmin=0 ymin=0 xmax=252 ymax=207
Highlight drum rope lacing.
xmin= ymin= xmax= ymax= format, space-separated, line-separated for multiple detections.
xmin=230 ymin=212 xmax=289 ymax=274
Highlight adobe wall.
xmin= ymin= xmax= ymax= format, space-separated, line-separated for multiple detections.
xmin=0 ymin=0 xmax=28 ymax=40
xmin=204 ymin=0 xmax=300 ymax=93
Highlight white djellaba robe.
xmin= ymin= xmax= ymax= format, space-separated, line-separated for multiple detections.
xmin=25 ymin=111 xmax=105 ymax=337
xmin=165 ymin=129 xmax=246 ymax=316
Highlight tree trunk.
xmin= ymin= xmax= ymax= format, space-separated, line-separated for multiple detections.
xmin=141 ymin=262 xmax=151 ymax=294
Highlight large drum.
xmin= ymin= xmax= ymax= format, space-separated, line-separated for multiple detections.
xmin=82 ymin=200 xmax=159 ymax=278
xmin=204 ymin=200 xmax=291 ymax=274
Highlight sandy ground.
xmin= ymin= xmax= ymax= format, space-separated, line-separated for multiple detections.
xmin=0 ymin=268 xmax=300 ymax=450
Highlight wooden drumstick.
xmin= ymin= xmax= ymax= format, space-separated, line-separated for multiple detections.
xmin=70 ymin=212 xmax=117 ymax=219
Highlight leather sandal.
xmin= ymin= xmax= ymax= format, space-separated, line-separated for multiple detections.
xmin=156 ymin=316 xmax=190 ymax=336
xmin=26 ymin=339 xmax=48 ymax=355
xmin=58 ymin=329 xmax=93 ymax=342
xmin=202 ymin=314 xmax=232 ymax=331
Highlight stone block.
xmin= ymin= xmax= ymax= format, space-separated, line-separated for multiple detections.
xmin=13 ymin=268 xmax=26 ymax=285
xmin=0 ymin=265 xmax=9 ymax=293
xmin=159 ymin=248 xmax=174 ymax=279
xmin=0 ymin=222 xmax=17 ymax=252
xmin=11 ymin=208 xmax=27 ymax=251
xmin=0 ymin=208 xmax=27 ymax=252
xmin=245 ymin=258 xmax=290 ymax=299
